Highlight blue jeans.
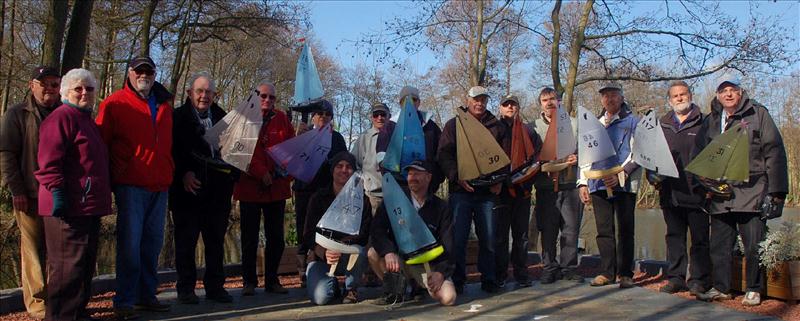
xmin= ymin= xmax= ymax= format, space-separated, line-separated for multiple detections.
xmin=112 ymin=185 xmax=168 ymax=308
xmin=450 ymin=192 xmax=496 ymax=286
xmin=306 ymin=248 xmax=366 ymax=305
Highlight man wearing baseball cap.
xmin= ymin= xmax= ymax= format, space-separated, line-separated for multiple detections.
xmin=0 ymin=66 xmax=62 ymax=319
xmin=694 ymin=76 xmax=788 ymax=306
xmin=370 ymin=160 xmax=456 ymax=305
xmin=96 ymin=55 xmax=175 ymax=319
xmin=352 ymin=102 xmax=393 ymax=213
xmin=437 ymin=85 xmax=507 ymax=293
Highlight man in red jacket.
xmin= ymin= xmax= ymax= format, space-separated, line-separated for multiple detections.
xmin=96 ymin=56 xmax=174 ymax=320
xmin=233 ymin=82 xmax=295 ymax=296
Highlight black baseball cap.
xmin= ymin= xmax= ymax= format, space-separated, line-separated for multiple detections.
xmin=31 ymin=66 xmax=60 ymax=80
xmin=404 ymin=160 xmax=434 ymax=172
xmin=129 ymin=56 xmax=156 ymax=70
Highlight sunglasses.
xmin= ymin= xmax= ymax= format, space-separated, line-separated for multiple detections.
xmin=314 ymin=111 xmax=333 ymax=117
xmin=501 ymin=102 xmax=518 ymax=107
xmin=372 ymin=111 xmax=387 ymax=118
xmin=72 ymin=86 xmax=95 ymax=94
xmin=259 ymin=94 xmax=276 ymax=100
xmin=133 ymin=69 xmax=155 ymax=76
xmin=34 ymin=80 xmax=60 ymax=89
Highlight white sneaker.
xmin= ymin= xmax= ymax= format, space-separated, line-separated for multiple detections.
xmin=742 ymin=291 xmax=761 ymax=306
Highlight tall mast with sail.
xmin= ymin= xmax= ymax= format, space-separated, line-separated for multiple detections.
xmin=290 ymin=40 xmax=325 ymax=122
xmin=577 ymin=106 xmax=622 ymax=197
xmin=315 ymin=172 xmax=366 ymax=275
xmin=204 ymin=89 xmax=263 ymax=173
xmin=539 ymin=104 xmax=577 ymax=191
xmin=455 ymin=107 xmax=510 ymax=186
xmin=632 ymin=109 xmax=679 ymax=179
xmin=508 ymin=114 xmax=539 ymax=185
xmin=685 ymin=122 xmax=749 ymax=197
xmin=383 ymin=96 xmax=426 ymax=177
xmin=267 ymin=123 xmax=333 ymax=183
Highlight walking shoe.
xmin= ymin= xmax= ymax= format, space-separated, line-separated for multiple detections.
xmin=409 ymin=286 xmax=426 ymax=302
xmin=659 ymin=282 xmax=688 ymax=294
xmin=688 ymin=283 xmax=706 ymax=297
xmin=371 ymin=293 xmax=401 ymax=305
xmin=516 ymin=278 xmax=532 ymax=288
xmin=481 ymin=281 xmax=502 ymax=293
xmin=265 ymin=282 xmax=289 ymax=294
xmin=562 ymin=271 xmax=585 ymax=283
xmin=207 ymin=289 xmax=234 ymax=303
xmin=113 ymin=307 xmax=140 ymax=320
xmin=696 ymin=288 xmax=732 ymax=302
xmin=242 ymin=283 xmax=256 ymax=296
xmin=133 ymin=300 xmax=170 ymax=312
xmin=742 ymin=291 xmax=761 ymax=306
xmin=342 ymin=289 xmax=359 ymax=304
xmin=177 ymin=292 xmax=200 ymax=304
xmin=618 ymin=276 xmax=635 ymax=289
xmin=590 ymin=275 xmax=613 ymax=286
xmin=540 ymin=271 xmax=561 ymax=284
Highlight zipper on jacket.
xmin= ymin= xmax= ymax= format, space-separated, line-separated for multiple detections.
xmin=81 ymin=177 xmax=92 ymax=203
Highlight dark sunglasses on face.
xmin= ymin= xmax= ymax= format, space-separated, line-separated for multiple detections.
xmin=372 ymin=112 xmax=387 ymax=118
xmin=72 ymin=86 xmax=95 ymax=94
xmin=34 ymin=80 xmax=60 ymax=89
xmin=259 ymin=94 xmax=276 ymax=100
xmin=134 ymin=68 xmax=155 ymax=76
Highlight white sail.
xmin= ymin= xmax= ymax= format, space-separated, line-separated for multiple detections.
xmin=555 ymin=104 xmax=577 ymax=159
xmin=316 ymin=172 xmax=365 ymax=236
xmin=205 ymin=89 xmax=262 ymax=172
xmin=577 ymin=106 xmax=616 ymax=167
xmin=632 ymin=110 xmax=679 ymax=178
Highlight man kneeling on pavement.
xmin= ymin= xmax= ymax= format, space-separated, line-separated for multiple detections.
xmin=369 ymin=160 xmax=457 ymax=306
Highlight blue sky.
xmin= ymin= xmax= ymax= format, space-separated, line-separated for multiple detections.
xmin=309 ymin=0 xmax=799 ymax=78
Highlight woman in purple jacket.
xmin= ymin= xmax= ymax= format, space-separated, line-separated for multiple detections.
xmin=35 ymin=68 xmax=111 ymax=321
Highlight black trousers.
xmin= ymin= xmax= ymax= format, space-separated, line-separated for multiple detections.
xmin=240 ymin=200 xmax=286 ymax=287
xmin=43 ymin=215 xmax=100 ymax=321
xmin=591 ymin=191 xmax=636 ymax=278
xmin=294 ymin=191 xmax=312 ymax=255
xmin=662 ymin=206 xmax=710 ymax=288
xmin=536 ymin=188 xmax=583 ymax=275
xmin=494 ymin=192 xmax=532 ymax=282
xmin=709 ymin=212 xmax=766 ymax=293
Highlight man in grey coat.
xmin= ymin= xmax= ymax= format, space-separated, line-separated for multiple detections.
xmin=694 ymin=77 xmax=788 ymax=306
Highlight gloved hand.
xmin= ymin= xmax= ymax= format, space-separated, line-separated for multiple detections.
xmin=51 ymin=188 xmax=67 ymax=217
xmin=760 ymin=194 xmax=785 ymax=221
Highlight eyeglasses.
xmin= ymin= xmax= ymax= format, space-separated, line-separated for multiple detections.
xmin=372 ymin=112 xmax=387 ymax=118
xmin=72 ymin=86 xmax=95 ymax=94
xmin=259 ymin=94 xmax=276 ymax=100
xmin=193 ymin=88 xmax=213 ymax=95
xmin=33 ymin=80 xmax=60 ymax=89
xmin=133 ymin=69 xmax=155 ymax=76
xmin=717 ymin=87 xmax=741 ymax=95
xmin=501 ymin=102 xmax=518 ymax=107
xmin=314 ymin=111 xmax=333 ymax=117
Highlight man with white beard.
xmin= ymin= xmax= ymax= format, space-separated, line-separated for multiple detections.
xmin=96 ymin=56 xmax=175 ymax=320
xmin=652 ymin=81 xmax=710 ymax=297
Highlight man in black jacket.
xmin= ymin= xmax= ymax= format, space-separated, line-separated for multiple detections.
xmin=655 ymin=81 xmax=710 ymax=296
xmin=694 ymin=77 xmax=788 ymax=306
xmin=437 ymin=86 xmax=507 ymax=293
xmin=169 ymin=73 xmax=236 ymax=304
xmin=370 ymin=160 xmax=456 ymax=305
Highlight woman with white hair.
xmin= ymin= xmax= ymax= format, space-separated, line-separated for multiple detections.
xmin=35 ymin=68 xmax=111 ymax=320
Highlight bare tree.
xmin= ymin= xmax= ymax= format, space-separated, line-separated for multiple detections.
xmin=61 ymin=0 xmax=96 ymax=74
xmin=41 ymin=0 xmax=69 ymax=70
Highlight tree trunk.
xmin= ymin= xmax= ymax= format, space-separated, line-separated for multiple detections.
xmin=169 ymin=0 xmax=195 ymax=95
xmin=562 ymin=0 xmax=593 ymax=114
xmin=140 ymin=0 xmax=158 ymax=57
xmin=41 ymin=0 xmax=69 ymax=70
xmin=61 ymin=0 xmax=95 ymax=74
xmin=470 ymin=0 xmax=485 ymax=87
xmin=550 ymin=0 xmax=563 ymax=97
xmin=1 ymin=0 xmax=16 ymax=115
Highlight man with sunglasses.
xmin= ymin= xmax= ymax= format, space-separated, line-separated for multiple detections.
xmin=0 ymin=66 xmax=62 ymax=319
xmin=234 ymin=82 xmax=296 ymax=296
xmin=293 ymin=100 xmax=347 ymax=288
xmin=96 ymin=56 xmax=175 ymax=320
xmin=352 ymin=102 xmax=393 ymax=214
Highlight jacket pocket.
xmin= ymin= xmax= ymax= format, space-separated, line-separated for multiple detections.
xmin=81 ymin=177 xmax=92 ymax=204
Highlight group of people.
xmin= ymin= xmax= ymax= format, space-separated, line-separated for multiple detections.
xmin=0 ymin=52 xmax=787 ymax=321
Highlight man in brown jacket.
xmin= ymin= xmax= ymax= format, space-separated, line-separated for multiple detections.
xmin=0 ymin=66 xmax=62 ymax=319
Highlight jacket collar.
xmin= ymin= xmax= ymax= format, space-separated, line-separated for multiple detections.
xmin=660 ymin=104 xmax=701 ymax=131
xmin=124 ymin=77 xmax=174 ymax=105
xmin=710 ymin=91 xmax=753 ymax=118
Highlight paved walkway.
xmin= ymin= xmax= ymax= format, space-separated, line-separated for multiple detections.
xmin=137 ymin=280 xmax=774 ymax=321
